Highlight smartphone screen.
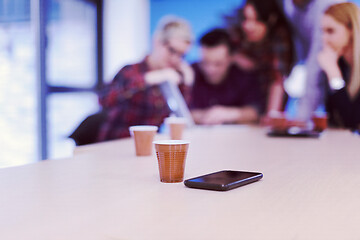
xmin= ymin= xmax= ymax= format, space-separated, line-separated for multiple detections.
xmin=184 ymin=170 xmax=263 ymax=191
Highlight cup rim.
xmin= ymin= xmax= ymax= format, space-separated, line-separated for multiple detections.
xmin=312 ymin=111 xmax=328 ymax=118
xmin=153 ymin=140 xmax=190 ymax=145
xmin=164 ymin=117 xmax=187 ymax=124
xmin=129 ymin=125 xmax=158 ymax=132
xmin=268 ymin=110 xmax=286 ymax=118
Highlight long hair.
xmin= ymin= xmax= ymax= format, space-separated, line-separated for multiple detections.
xmin=246 ymin=0 xmax=286 ymax=30
xmin=225 ymin=0 xmax=294 ymax=75
xmin=325 ymin=2 xmax=360 ymax=98
xmin=225 ymin=0 xmax=291 ymax=39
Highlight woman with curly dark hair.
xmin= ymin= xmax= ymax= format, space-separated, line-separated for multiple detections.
xmin=226 ymin=0 xmax=294 ymax=117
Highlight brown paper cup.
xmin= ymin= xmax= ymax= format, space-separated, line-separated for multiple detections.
xmin=312 ymin=113 xmax=328 ymax=132
xmin=165 ymin=117 xmax=187 ymax=140
xmin=268 ymin=112 xmax=288 ymax=131
xmin=153 ymin=140 xmax=190 ymax=183
xmin=129 ymin=126 xmax=158 ymax=156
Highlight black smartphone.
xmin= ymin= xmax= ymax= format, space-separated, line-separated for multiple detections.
xmin=184 ymin=170 xmax=263 ymax=191
xmin=267 ymin=127 xmax=320 ymax=138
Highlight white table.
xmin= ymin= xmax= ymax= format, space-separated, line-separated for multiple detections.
xmin=1 ymin=125 xmax=360 ymax=239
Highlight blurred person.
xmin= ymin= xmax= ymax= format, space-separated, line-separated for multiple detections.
xmin=276 ymin=0 xmax=345 ymax=121
xmin=70 ymin=16 xmax=194 ymax=145
xmin=225 ymin=0 xmax=294 ymax=118
xmin=190 ymin=28 xmax=261 ymax=125
xmin=317 ymin=2 xmax=360 ymax=130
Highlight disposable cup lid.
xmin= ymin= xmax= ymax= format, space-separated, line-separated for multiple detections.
xmin=164 ymin=117 xmax=187 ymax=124
xmin=129 ymin=125 xmax=158 ymax=132
xmin=268 ymin=111 xmax=285 ymax=118
xmin=153 ymin=140 xmax=190 ymax=145
xmin=313 ymin=111 xmax=328 ymax=118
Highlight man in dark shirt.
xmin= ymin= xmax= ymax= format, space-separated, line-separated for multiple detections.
xmin=191 ymin=28 xmax=261 ymax=125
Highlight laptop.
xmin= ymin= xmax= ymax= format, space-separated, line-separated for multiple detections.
xmin=159 ymin=81 xmax=195 ymax=127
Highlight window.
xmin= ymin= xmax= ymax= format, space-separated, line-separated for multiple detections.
xmin=0 ymin=0 xmax=103 ymax=166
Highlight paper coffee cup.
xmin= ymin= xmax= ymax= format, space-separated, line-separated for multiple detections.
xmin=312 ymin=112 xmax=328 ymax=132
xmin=164 ymin=117 xmax=187 ymax=140
xmin=153 ymin=140 xmax=190 ymax=183
xmin=268 ymin=111 xmax=288 ymax=131
xmin=129 ymin=125 xmax=158 ymax=156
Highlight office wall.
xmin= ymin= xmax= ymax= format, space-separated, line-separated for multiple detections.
xmin=150 ymin=0 xmax=244 ymax=63
xmin=103 ymin=0 xmax=150 ymax=82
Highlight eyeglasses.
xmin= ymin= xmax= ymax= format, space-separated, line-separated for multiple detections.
xmin=163 ymin=41 xmax=186 ymax=59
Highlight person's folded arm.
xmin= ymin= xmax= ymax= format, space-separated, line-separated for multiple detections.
xmin=177 ymin=61 xmax=194 ymax=105
xmin=266 ymin=77 xmax=285 ymax=113
xmin=191 ymin=109 xmax=206 ymax=124
xmin=200 ymin=105 xmax=259 ymax=125
xmin=317 ymin=45 xmax=344 ymax=91
xmin=144 ymin=68 xmax=181 ymax=85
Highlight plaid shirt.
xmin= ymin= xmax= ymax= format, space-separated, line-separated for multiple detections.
xmin=97 ymin=57 xmax=191 ymax=141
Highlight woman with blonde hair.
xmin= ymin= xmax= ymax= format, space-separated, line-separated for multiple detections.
xmin=317 ymin=2 xmax=360 ymax=129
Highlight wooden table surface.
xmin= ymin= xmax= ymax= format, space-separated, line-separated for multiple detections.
xmin=1 ymin=125 xmax=360 ymax=240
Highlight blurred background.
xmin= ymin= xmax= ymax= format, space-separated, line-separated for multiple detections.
xmin=0 ymin=0 xmax=243 ymax=167
xmin=2 ymin=0 xmax=360 ymax=168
